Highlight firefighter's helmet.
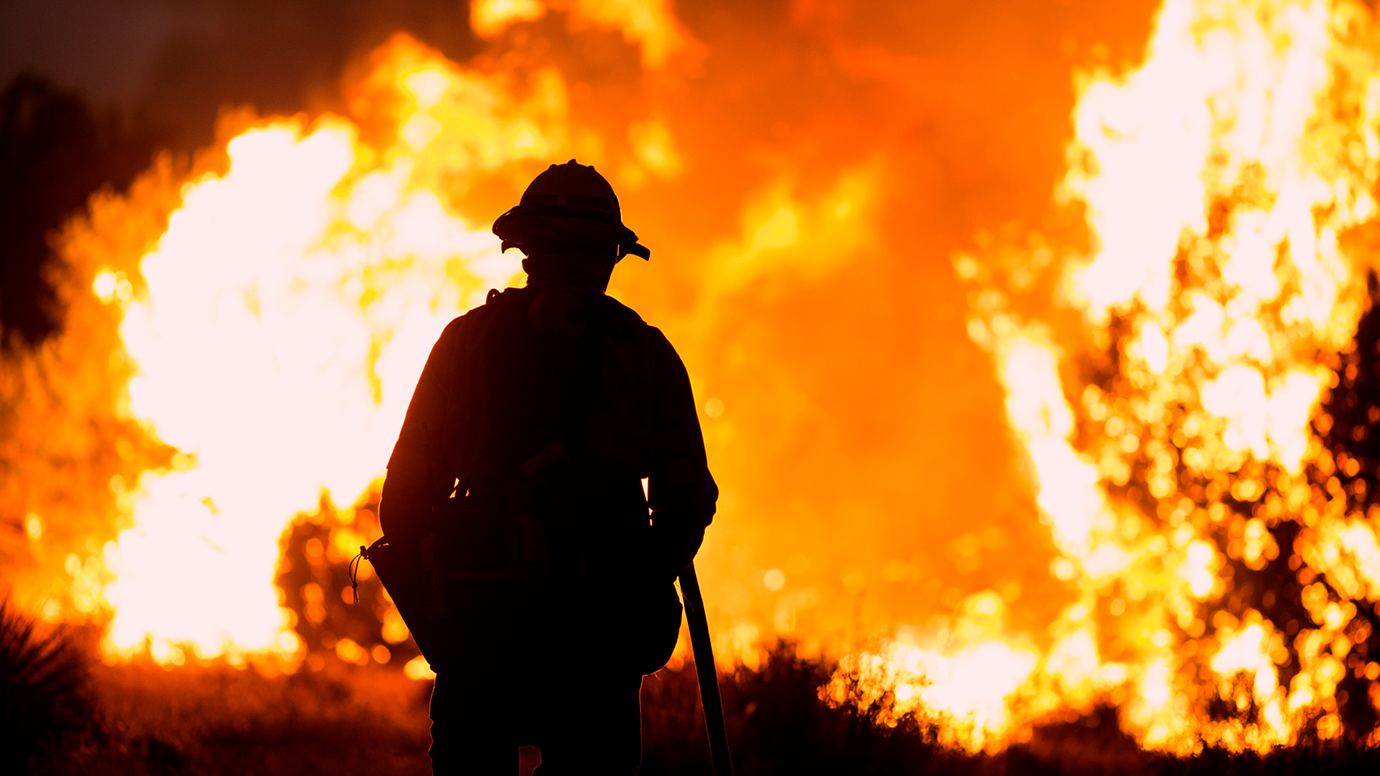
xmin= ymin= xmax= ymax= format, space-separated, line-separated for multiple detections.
xmin=492 ymin=160 xmax=650 ymax=260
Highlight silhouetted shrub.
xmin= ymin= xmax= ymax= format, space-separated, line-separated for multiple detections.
xmin=0 ymin=597 xmax=90 ymax=774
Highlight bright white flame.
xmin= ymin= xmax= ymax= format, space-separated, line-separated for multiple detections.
xmin=104 ymin=120 xmax=519 ymax=657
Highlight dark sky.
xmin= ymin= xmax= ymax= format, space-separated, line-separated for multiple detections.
xmin=1 ymin=0 xmax=479 ymax=146
xmin=1 ymin=0 xmax=186 ymax=107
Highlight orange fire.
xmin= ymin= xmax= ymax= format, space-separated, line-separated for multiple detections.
xmin=830 ymin=0 xmax=1380 ymax=754
xmin=52 ymin=8 xmax=703 ymax=668
xmin=6 ymin=0 xmax=1380 ymax=756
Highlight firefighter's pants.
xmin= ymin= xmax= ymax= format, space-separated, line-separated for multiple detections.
xmin=428 ymin=666 xmax=643 ymax=774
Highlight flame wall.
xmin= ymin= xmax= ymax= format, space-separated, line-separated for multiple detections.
xmin=831 ymin=0 xmax=1380 ymax=753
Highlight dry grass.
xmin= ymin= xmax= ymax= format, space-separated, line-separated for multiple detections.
xmin=80 ymin=660 xmax=432 ymax=776
xmin=11 ymin=632 xmax=1380 ymax=775
xmin=26 ymin=657 xmax=430 ymax=775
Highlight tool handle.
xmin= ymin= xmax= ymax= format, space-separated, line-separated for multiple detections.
xmin=679 ymin=563 xmax=734 ymax=776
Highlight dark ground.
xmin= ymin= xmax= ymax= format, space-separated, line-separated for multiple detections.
xmin=10 ymin=632 xmax=1380 ymax=776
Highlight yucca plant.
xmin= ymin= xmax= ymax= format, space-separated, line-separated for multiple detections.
xmin=0 ymin=596 xmax=90 ymax=774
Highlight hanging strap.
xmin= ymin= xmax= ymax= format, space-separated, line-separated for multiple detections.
xmin=349 ymin=538 xmax=388 ymax=605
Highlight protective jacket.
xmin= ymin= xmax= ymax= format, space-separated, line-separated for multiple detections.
xmin=378 ymin=283 xmax=716 ymax=674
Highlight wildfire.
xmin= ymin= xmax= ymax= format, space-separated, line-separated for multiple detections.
xmin=829 ymin=0 xmax=1380 ymax=755
xmin=6 ymin=0 xmax=1380 ymax=759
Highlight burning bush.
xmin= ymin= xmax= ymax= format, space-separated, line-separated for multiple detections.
xmin=276 ymin=489 xmax=421 ymax=672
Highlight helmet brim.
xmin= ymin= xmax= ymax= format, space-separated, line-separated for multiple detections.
xmin=493 ymin=205 xmax=650 ymax=261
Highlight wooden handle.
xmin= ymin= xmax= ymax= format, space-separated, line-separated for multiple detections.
xmin=679 ymin=563 xmax=734 ymax=776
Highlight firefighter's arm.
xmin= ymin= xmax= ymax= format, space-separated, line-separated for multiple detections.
xmin=645 ymin=328 xmax=718 ymax=581
xmin=380 ymin=319 xmax=462 ymax=546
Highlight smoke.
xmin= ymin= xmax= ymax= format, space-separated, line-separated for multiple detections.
xmin=1 ymin=0 xmax=482 ymax=148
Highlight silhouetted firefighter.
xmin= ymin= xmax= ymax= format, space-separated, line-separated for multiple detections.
xmin=367 ymin=161 xmax=720 ymax=774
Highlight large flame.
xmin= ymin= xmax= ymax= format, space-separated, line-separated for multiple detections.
xmin=831 ymin=0 xmax=1380 ymax=754
xmin=8 ymin=0 xmax=1380 ymax=756
xmin=87 ymin=37 xmax=591 ymax=661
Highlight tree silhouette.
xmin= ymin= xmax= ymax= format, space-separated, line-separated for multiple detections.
xmin=0 ymin=74 xmax=161 ymax=346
